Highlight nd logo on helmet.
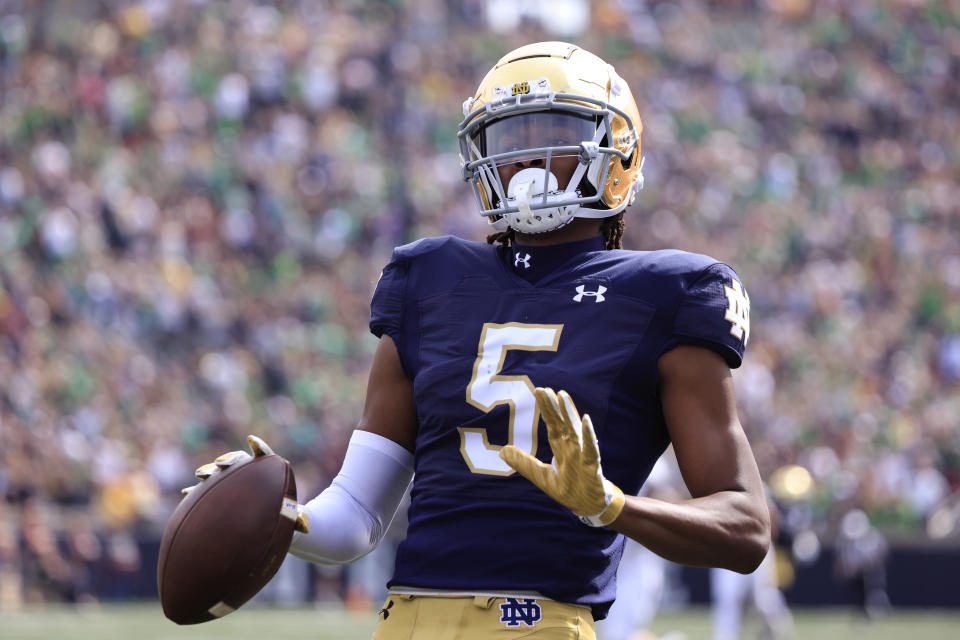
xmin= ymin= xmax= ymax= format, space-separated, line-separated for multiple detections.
xmin=511 ymin=81 xmax=530 ymax=96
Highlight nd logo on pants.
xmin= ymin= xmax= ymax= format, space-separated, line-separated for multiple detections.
xmin=373 ymin=593 xmax=596 ymax=639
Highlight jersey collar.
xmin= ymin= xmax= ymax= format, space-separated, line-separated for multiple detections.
xmin=507 ymin=235 xmax=606 ymax=283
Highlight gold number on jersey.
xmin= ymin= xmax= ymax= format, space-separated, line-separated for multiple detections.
xmin=458 ymin=322 xmax=563 ymax=476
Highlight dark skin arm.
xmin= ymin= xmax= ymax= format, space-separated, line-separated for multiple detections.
xmin=609 ymin=345 xmax=771 ymax=574
xmin=357 ymin=335 xmax=418 ymax=452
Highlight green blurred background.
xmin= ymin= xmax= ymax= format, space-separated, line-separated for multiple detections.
xmin=2 ymin=0 xmax=959 ymax=636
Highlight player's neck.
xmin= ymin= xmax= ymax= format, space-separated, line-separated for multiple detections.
xmin=513 ymin=219 xmax=604 ymax=247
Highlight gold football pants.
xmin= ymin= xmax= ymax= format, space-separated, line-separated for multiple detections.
xmin=372 ymin=593 xmax=596 ymax=639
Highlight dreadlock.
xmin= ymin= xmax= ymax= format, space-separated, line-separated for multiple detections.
xmin=599 ymin=212 xmax=625 ymax=250
xmin=486 ymin=212 xmax=625 ymax=250
xmin=485 ymin=227 xmax=515 ymax=248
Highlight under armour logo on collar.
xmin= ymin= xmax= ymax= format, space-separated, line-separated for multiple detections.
xmin=573 ymin=284 xmax=607 ymax=303
xmin=514 ymin=252 xmax=532 ymax=269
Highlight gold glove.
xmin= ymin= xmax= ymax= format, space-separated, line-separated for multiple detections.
xmin=182 ymin=435 xmax=310 ymax=533
xmin=500 ymin=388 xmax=625 ymax=527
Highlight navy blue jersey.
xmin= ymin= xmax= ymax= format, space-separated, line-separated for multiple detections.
xmin=369 ymin=235 xmax=749 ymax=620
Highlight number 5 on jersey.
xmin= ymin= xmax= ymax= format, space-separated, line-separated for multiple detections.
xmin=458 ymin=322 xmax=564 ymax=476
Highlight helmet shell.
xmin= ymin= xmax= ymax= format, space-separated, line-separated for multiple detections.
xmin=463 ymin=42 xmax=643 ymax=213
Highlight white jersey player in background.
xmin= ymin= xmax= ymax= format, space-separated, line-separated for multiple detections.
xmin=598 ymin=455 xmax=680 ymax=640
xmin=710 ymin=493 xmax=792 ymax=640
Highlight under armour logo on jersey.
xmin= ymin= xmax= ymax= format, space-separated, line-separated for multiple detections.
xmin=573 ymin=284 xmax=607 ymax=303
xmin=514 ymin=252 xmax=532 ymax=269
xmin=723 ymin=279 xmax=750 ymax=344
xmin=499 ymin=598 xmax=542 ymax=628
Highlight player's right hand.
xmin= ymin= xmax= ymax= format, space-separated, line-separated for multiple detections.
xmin=500 ymin=388 xmax=625 ymax=527
xmin=182 ymin=435 xmax=310 ymax=533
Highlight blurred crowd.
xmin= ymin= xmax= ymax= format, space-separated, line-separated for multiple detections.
xmin=1 ymin=0 xmax=958 ymax=605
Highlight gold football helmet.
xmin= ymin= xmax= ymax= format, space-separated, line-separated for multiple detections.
xmin=458 ymin=42 xmax=644 ymax=234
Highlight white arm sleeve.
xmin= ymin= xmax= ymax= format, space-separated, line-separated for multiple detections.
xmin=288 ymin=430 xmax=414 ymax=565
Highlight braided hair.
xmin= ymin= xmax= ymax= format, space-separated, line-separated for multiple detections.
xmin=486 ymin=213 xmax=625 ymax=250
xmin=599 ymin=213 xmax=625 ymax=250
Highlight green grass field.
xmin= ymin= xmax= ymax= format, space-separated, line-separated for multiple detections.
xmin=1 ymin=604 xmax=959 ymax=640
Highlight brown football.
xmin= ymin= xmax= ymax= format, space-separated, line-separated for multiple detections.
xmin=157 ymin=453 xmax=298 ymax=624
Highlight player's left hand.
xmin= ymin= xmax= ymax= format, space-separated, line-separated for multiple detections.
xmin=500 ymin=387 xmax=625 ymax=527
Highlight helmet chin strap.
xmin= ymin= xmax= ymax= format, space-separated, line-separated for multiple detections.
xmin=507 ymin=167 xmax=560 ymax=218
xmin=504 ymin=168 xmax=579 ymax=234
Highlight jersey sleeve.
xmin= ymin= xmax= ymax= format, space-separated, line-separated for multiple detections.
xmin=671 ymin=263 xmax=750 ymax=368
xmin=369 ymin=249 xmax=408 ymax=343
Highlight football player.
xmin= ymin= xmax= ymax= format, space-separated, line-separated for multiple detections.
xmin=193 ymin=42 xmax=770 ymax=639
